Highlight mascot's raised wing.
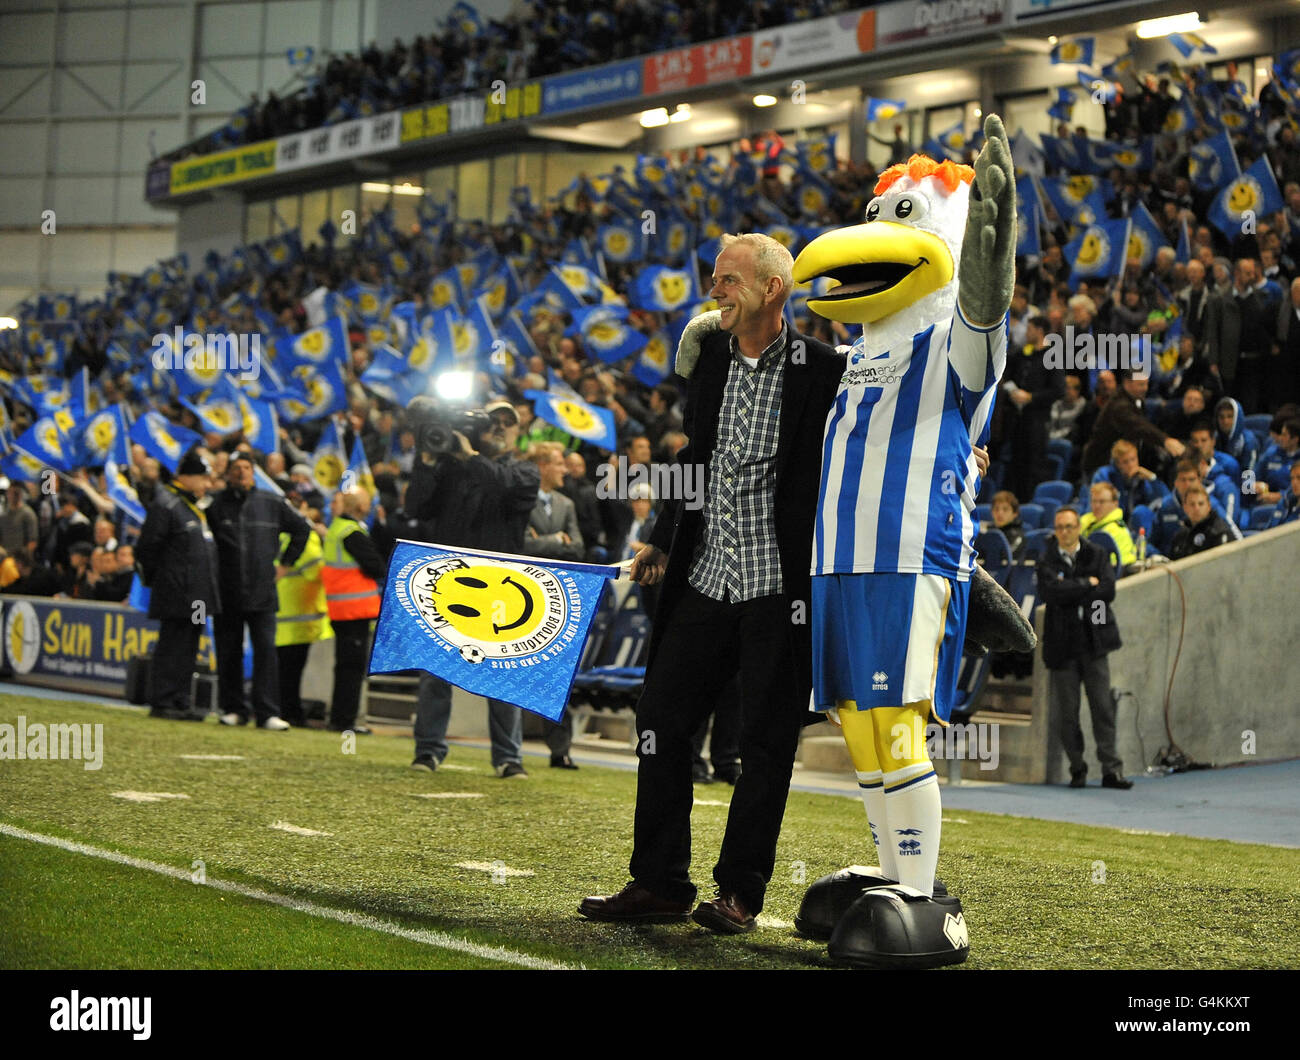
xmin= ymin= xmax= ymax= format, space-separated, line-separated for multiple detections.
xmin=790 ymin=114 xmax=1030 ymax=969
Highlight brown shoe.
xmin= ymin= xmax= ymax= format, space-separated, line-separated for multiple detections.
xmin=691 ymin=891 xmax=757 ymax=934
xmin=578 ymin=882 xmax=692 ymax=923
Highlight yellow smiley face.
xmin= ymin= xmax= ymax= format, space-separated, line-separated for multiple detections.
xmin=657 ymin=274 xmax=688 ymax=305
xmin=1228 ymin=180 xmax=1257 ymax=214
xmin=297 ymin=330 xmax=326 ymax=357
xmin=431 ymin=281 xmax=453 ymax=307
xmin=1066 ymin=176 xmax=1094 ymax=203
xmin=587 ymin=321 xmax=620 ymax=347
xmin=556 ymin=400 xmax=595 ymax=433
xmin=1076 ymin=231 xmax=1103 ymax=268
xmin=90 ymin=416 xmax=116 ymax=454
xmin=314 ymin=454 xmax=343 ymax=489
xmin=606 ymin=230 xmax=630 ymax=256
xmin=432 ymin=565 xmax=546 ymax=644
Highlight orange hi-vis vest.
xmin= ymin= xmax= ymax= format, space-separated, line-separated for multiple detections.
xmin=321 ymin=516 xmax=381 ymax=621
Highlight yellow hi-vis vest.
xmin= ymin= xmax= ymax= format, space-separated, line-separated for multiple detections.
xmin=275 ymin=530 xmax=333 ymax=647
xmin=321 ymin=516 xmax=381 ymax=621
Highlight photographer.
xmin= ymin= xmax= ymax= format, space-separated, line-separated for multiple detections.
xmin=403 ymin=397 xmax=542 ymax=778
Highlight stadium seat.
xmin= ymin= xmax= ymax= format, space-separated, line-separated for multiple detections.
xmin=974 ymin=529 xmax=1012 ymax=584
xmin=1018 ymin=502 xmax=1045 ymax=530
xmin=1033 ymin=480 xmax=1075 ymax=506
xmin=1035 ymin=499 xmax=1059 ymax=527
xmin=1043 ymin=453 xmax=1065 ymax=482
xmin=1046 ymin=438 xmax=1073 ymax=464
xmin=1005 ymin=562 xmax=1041 ymax=626
xmin=949 ymin=652 xmax=991 ymax=726
xmin=1019 ymin=528 xmax=1054 ymax=563
xmin=1244 ymin=413 xmax=1272 ymax=438
xmin=1248 ymin=504 xmax=1278 ymax=531
xmin=974 ymin=503 xmax=993 ymax=525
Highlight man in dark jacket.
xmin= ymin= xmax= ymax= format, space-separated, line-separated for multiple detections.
xmin=1081 ymin=370 xmax=1186 ymax=480
xmin=135 ymin=449 xmax=221 ymax=721
xmin=207 ymin=451 xmax=310 ymax=730
xmin=999 ymin=314 xmax=1065 ymax=500
xmin=580 ymin=234 xmax=846 ymax=931
xmin=1037 ymin=506 xmax=1131 ymax=789
xmin=1168 ymin=484 xmax=1236 ymax=558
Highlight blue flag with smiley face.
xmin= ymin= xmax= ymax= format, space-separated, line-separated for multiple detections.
xmin=524 ymin=388 xmax=619 ymax=452
xmin=369 ymin=541 xmax=620 ymax=722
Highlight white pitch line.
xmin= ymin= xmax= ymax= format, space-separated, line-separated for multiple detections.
xmin=269 ymin=821 xmax=333 ymax=837
xmin=180 ymin=754 xmax=245 ymax=761
xmin=436 ymin=764 xmax=476 ymax=772
xmin=410 ymin=793 xmax=485 ymax=800
xmin=694 ymin=799 xmax=729 ymax=807
xmin=756 ymin=914 xmax=792 ymax=930
xmin=0 ymin=823 xmax=579 ymax=971
xmin=111 ymin=791 xmax=191 ymax=803
xmin=941 ymin=817 xmax=970 ymax=824
xmin=456 ymin=860 xmax=535 ymax=877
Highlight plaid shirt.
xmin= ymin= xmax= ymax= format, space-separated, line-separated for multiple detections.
xmin=688 ymin=323 xmax=787 ymax=602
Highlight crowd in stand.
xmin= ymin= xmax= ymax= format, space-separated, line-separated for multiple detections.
xmin=4 ymin=49 xmax=1299 ymax=707
xmin=172 ymin=0 xmax=850 ymax=159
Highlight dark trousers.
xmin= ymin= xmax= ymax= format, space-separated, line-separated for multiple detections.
xmin=630 ymin=587 xmax=805 ymax=915
xmin=214 ymin=610 xmax=279 ymax=724
xmin=150 ymin=618 xmax=202 ymax=714
xmin=1230 ymin=356 xmax=1265 ymax=415
xmin=330 ymin=618 xmax=372 ymax=730
xmin=691 ymin=677 xmax=742 ymax=771
xmin=1048 ymin=654 xmax=1122 ymax=777
xmin=277 ymin=642 xmax=310 ymax=724
xmin=542 ymin=716 xmax=571 ymax=758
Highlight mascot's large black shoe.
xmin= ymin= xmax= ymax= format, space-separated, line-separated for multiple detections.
xmin=795 ymin=867 xmax=947 ymax=942
xmin=827 ymin=885 xmax=969 ymax=969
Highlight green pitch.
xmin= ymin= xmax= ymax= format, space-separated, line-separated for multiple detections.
xmin=1 ymin=694 xmax=1297 ymax=970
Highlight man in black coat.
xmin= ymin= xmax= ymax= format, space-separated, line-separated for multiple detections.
xmin=135 ymin=449 xmax=221 ymax=721
xmin=1037 ymin=506 xmax=1131 ymax=789
xmin=207 ymin=451 xmax=310 ymax=730
xmin=579 ymin=234 xmax=845 ymax=932
xmin=999 ymin=314 xmax=1065 ymax=500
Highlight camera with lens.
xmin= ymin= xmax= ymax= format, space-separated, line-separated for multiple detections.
xmin=407 ymin=396 xmax=491 ymax=457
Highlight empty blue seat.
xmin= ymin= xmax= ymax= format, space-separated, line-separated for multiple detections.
xmin=1244 ymin=413 xmax=1272 ymax=438
xmin=974 ymin=503 xmax=993 ymax=525
xmin=974 ymin=529 xmax=1013 ymax=584
xmin=1046 ymin=438 xmax=1073 ymax=463
xmin=1018 ymin=502 xmax=1045 ymax=530
xmin=1248 ymin=504 xmax=1278 ymax=531
xmin=1033 ymin=480 xmax=1075 ymax=506
xmin=1019 ymin=527 xmax=1054 ymax=562
xmin=1036 ymin=499 xmax=1059 ymax=527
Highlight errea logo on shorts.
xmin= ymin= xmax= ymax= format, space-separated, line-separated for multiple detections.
xmin=872 ymin=671 xmax=889 ymax=690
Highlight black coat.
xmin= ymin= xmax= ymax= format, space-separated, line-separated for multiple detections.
xmin=1036 ymin=535 xmax=1122 ymax=669
xmin=207 ymin=486 xmax=310 ymax=614
xmin=646 ymin=327 xmax=844 ymax=703
xmin=135 ymin=483 xmax=221 ymax=622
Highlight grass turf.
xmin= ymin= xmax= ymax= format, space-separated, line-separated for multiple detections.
xmin=1 ymin=694 xmax=1297 ymax=969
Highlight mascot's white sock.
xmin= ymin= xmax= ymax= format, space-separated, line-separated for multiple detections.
xmin=878 ymin=706 xmax=941 ymax=898
xmin=856 ymin=769 xmax=898 ymax=881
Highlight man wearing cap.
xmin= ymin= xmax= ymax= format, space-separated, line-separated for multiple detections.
xmin=135 ymin=449 xmax=221 ymax=721
xmin=208 ymin=452 xmax=312 ymax=730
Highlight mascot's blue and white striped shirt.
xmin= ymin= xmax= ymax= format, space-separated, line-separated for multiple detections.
xmin=813 ymin=303 xmax=1007 ymax=580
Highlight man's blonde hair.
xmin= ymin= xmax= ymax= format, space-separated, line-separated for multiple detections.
xmin=718 ymin=232 xmax=794 ymax=298
xmin=524 ymin=441 xmax=566 ymax=467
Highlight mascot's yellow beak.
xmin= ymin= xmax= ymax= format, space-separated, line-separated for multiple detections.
xmin=793 ymin=221 xmax=954 ymax=324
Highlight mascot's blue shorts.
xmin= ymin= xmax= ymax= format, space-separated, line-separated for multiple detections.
xmin=811 ymin=571 xmax=970 ymax=724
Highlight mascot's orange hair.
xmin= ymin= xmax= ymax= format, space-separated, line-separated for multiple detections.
xmin=874 ymin=155 xmax=975 ymax=196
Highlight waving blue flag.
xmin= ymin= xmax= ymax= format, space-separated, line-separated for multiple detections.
xmin=864 ymin=97 xmax=906 ymax=122
xmin=369 ymin=541 xmax=619 ymax=722
xmin=1064 ymin=217 xmax=1131 ymax=286
xmin=104 ymin=459 xmax=147 ymax=525
xmin=1126 ymin=202 xmax=1171 ymax=269
xmin=525 ymin=389 xmax=619 ymax=452
xmin=1189 ymin=130 xmax=1239 ymax=192
xmin=1209 ymin=154 xmax=1284 ymax=239
xmin=129 ymin=412 xmax=204 ymax=474
xmin=569 ymin=305 xmax=647 ymax=365
xmin=14 ymin=416 xmax=74 ymax=473
xmin=630 ymin=265 xmax=698 ymax=313
xmin=1051 ymin=37 xmax=1094 ymax=65
xmin=81 ymin=406 xmax=132 ymax=468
